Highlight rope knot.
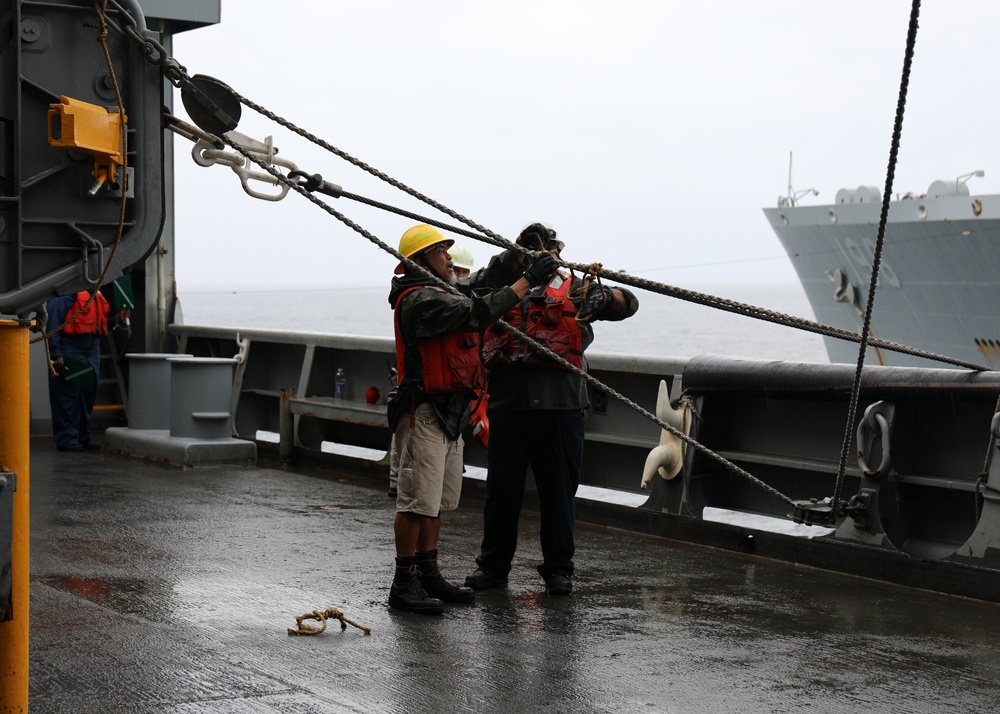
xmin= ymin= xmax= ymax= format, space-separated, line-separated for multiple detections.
xmin=574 ymin=262 xmax=610 ymax=324
xmin=287 ymin=607 xmax=371 ymax=636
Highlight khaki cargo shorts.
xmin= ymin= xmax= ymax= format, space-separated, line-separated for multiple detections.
xmin=394 ymin=402 xmax=464 ymax=516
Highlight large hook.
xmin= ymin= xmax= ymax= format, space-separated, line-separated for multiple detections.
xmin=856 ymin=401 xmax=896 ymax=477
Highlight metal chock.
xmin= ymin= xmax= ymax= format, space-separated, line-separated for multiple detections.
xmin=48 ymin=95 xmax=126 ymax=190
xmin=789 ymin=496 xmax=837 ymax=526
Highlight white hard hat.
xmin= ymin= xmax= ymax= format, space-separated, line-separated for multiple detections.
xmin=448 ymin=244 xmax=475 ymax=270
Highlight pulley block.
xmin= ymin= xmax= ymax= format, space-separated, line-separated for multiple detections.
xmin=181 ymin=74 xmax=241 ymax=135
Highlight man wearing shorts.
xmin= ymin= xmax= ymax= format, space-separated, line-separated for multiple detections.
xmin=387 ymin=224 xmax=557 ymax=615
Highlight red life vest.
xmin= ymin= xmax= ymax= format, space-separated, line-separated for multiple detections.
xmin=469 ymin=390 xmax=489 ymax=447
xmin=62 ymin=291 xmax=110 ymax=336
xmin=393 ymin=286 xmax=485 ymax=395
xmin=483 ymin=271 xmax=583 ymax=370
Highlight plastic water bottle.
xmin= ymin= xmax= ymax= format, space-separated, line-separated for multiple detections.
xmin=335 ymin=368 xmax=347 ymax=399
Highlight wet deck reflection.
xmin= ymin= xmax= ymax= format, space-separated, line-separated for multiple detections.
xmin=29 ymin=440 xmax=1000 ymax=713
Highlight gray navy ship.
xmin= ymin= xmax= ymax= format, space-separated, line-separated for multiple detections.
xmin=764 ymin=175 xmax=1000 ymax=369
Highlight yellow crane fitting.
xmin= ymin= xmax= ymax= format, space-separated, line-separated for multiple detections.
xmin=48 ymin=95 xmax=127 ymax=188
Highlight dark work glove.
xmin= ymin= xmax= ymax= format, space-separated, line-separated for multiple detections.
xmin=522 ymin=253 xmax=559 ymax=287
xmin=580 ymin=283 xmax=615 ymax=318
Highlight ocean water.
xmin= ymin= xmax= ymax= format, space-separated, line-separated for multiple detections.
xmin=176 ymin=281 xmax=829 ymax=363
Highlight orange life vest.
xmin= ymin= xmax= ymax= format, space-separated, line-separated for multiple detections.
xmin=469 ymin=390 xmax=489 ymax=447
xmin=482 ymin=272 xmax=582 ymax=370
xmin=62 ymin=291 xmax=110 ymax=336
xmin=393 ymin=286 xmax=485 ymax=395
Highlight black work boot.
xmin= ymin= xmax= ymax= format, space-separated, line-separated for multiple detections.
xmin=465 ymin=567 xmax=508 ymax=590
xmin=415 ymin=549 xmax=475 ymax=603
xmin=388 ymin=556 xmax=444 ymax=615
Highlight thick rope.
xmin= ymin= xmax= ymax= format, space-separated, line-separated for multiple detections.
xmin=209 ymin=130 xmax=798 ymax=509
xmin=831 ymin=0 xmax=922 ymax=514
xmin=573 ymin=263 xmax=606 ymax=324
xmin=115 ymin=1 xmax=951 ymax=511
xmin=343 ymin=184 xmax=985 ymax=368
xmin=287 ymin=607 xmax=371 ymax=636
xmin=345 ymin=194 xmax=984 ymax=368
xmin=108 ymin=0 xmax=977 ymax=379
xmin=233 ymin=93 xmax=514 ymax=254
xmin=242 ymin=110 xmax=986 ymax=371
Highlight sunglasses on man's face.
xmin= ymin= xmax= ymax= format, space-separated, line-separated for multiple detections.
xmin=422 ymin=244 xmax=452 ymax=260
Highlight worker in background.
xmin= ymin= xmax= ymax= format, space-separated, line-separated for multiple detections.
xmin=448 ymin=243 xmax=489 ymax=446
xmin=387 ymin=224 xmax=557 ymax=615
xmin=449 ymin=243 xmax=475 ymax=279
xmin=46 ymin=288 xmax=129 ymax=452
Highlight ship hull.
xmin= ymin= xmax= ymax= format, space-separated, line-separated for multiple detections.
xmin=764 ymin=193 xmax=1000 ymax=368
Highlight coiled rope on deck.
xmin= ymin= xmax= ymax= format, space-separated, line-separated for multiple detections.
xmin=287 ymin=607 xmax=371 ymax=636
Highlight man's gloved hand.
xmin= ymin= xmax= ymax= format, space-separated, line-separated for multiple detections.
xmin=522 ymin=253 xmax=559 ymax=287
xmin=582 ymin=283 xmax=615 ymax=315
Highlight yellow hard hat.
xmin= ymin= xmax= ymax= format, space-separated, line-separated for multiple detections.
xmin=395 ymin=224 xmax=454 ymax=274
xmin=448 ymin=244 xmax=475 ymax=271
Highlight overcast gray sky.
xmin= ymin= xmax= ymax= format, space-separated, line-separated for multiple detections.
xmin=169 ymin=1 xmax=1000 ymax=292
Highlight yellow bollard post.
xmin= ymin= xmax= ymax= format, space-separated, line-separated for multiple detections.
xmin=0 ymin=320 xmax=29 ymax=713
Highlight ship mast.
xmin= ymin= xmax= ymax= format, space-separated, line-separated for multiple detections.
xmin=780 ymin=152 xmax=818 ymax=207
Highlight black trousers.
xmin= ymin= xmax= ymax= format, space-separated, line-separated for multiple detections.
xmin=476 ymin=408 xmax=585 ymax=578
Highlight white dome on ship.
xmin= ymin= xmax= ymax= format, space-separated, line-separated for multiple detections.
xmin=927 ymin=180 xmax=971 ymax=198
xmin=835 ymin=186 xmax=881 ymax=204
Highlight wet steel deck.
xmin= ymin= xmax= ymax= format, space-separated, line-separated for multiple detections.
xmin=27 ymin=438 xmax=1000 ymax=713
